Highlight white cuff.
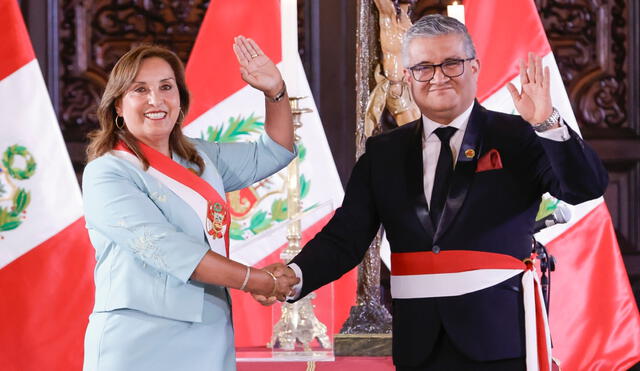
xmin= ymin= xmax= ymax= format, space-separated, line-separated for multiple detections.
xmin=535 ymin=120 xmax=570 ymax=141
xmin=286 ymin=263 xmax=303 ymax=300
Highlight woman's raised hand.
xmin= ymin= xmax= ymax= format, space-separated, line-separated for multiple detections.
xmin=232 ymin=35 xmax=284 ymax=98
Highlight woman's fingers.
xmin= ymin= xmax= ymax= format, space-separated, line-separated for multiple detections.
xmin=252 ymin=293 xmax=277 ymax=306
xmin=232 ymin=43 xmax=248 ymax=65
xmin=233 ymin=36 xmax=257 ymax=62
xmin=245 ymin=37 xmax=264 ymax=57
xmin=235 ymin=35 xmax=262 ymax=60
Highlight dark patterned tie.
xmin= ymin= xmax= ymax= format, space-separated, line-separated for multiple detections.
xmin=430 ymin=126 xmax=458 ymax=228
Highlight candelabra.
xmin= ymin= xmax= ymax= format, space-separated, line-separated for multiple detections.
xmin=268 ymin=96 xmax=331 ymax=351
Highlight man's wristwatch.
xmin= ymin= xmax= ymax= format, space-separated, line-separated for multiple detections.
xmin=533 ymin=107 xmax=561 ymax=132
xmin=265 ymin=82 xmax=287 ymax=103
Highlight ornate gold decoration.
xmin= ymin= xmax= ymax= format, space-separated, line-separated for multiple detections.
xmin=362 ymin=0 xmax=420 ymax=135
xmin=269 ymin=96 xmax=331 ymax=351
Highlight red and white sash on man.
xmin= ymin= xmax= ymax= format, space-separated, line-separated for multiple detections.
xmin=112 ymin=141 xmax=230 ymax=257
xmin=391 ymin=250 xmax=552 ymax=371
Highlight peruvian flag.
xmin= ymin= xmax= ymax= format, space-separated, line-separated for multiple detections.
xmin=183 ymin=1 xmax=354 ymax=348
xmin=465 ymin=1 xmax=640 ymax=369
xmin=0 ymin=1 xmax=95 ymax=371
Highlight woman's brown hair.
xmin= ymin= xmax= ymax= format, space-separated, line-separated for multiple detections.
xmin=86 ymin=44 xmax=205 ymax=174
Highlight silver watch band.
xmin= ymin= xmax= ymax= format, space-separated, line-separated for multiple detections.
xmin=533 ymin=107 xmax=560 ymax=132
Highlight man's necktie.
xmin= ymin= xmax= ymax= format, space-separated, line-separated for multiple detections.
xmin=430 ymin=126 xmax=457 ymax=228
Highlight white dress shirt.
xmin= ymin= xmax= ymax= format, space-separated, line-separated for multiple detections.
xmin=422 ymin=103 xmax=474 ymax=206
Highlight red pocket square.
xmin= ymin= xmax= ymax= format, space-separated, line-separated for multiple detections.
xmin=475 ymin=149 xmax=503 ymax=172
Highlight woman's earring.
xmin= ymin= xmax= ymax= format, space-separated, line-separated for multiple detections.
xmin=178 ymin=109 xmax=185 ymax=125
xmin=114 ymin=116 xmax=124 ymax=130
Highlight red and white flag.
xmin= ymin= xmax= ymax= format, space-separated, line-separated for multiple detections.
xmin=0 ymin=1 xmax=95 ymax=370
xmin=184 ymin=0 xmax=355 ymax=348
xmin=465 ymin=1 xmax=640 ymax=369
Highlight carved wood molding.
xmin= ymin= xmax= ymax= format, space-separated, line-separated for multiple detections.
xmin=536 ymin=0 xmax=640 ymax=254
xmin=604 ymin=160 xmax=640 ymax=252
xmin=536 ymin=0 xmax=629 ymax=136
xmin=59 ymin=0 xmax=209 ymax=173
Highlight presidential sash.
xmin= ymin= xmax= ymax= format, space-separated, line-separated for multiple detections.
xmin=391 ymin=250 xmax=552 ymax=371
xmin=112 ymin=141 xmax=230 ymax=257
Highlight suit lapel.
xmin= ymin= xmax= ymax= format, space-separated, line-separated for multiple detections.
xmin=405 ymin=118 xmax=435 ymax=241
xmin=434 ymin=102 xmax=487 ymax=241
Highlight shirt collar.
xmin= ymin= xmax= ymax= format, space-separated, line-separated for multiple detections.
xmin=422 ymin=101 xmax=475 ymax=140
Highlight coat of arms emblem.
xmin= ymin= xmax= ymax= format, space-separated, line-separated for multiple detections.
xmin=0 ymin=145 xmax=36 ymax=233
xmin=206 ymin=201 xmax=228 ymax=239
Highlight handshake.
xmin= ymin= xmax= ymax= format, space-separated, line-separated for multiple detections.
xmin=243 ymin=262 xmax=299 ymax=305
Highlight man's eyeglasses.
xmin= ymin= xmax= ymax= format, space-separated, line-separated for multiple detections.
xmin=407 ymin=57 xmax=475 ymax=82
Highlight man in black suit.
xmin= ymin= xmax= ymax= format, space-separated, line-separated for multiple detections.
xmin=260 ymin=14 xmax=608 ymax=370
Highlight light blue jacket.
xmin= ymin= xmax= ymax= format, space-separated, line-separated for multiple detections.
xmin=82 ymin=135 xmax=295 ymax=322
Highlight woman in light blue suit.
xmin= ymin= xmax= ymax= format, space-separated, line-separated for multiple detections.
xmin=82 ymin=38 xmax=299 ymax=371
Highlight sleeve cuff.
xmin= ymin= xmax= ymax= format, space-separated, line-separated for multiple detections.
xmin=179 ymin=245 xmax=211 ymax=284
xmin=535 ymin=121 xmax=570 ymax=141
xmin=286 ymin=263 xmax=304 ymax=300
xmin=261 ymin=133 xmax=298 ymax=159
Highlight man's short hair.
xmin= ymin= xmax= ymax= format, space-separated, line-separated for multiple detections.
xmin=402 ymin=14 xmax=477 ymax=67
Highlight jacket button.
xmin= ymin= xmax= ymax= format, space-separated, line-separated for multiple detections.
xmin=432 ymin=245 xmax=441 ymax=254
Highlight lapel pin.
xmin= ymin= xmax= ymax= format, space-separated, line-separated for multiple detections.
xmin=465 ymin=149 xmax=476 ymax=159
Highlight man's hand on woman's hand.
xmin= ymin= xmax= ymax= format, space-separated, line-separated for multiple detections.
xmin=252 ymin=263 xmax=298 ymax=306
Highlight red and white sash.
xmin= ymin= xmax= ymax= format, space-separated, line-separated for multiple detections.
xmin=391 ymin=250 xmax=552 ymax=371
xmin=112 ymin=141 xmax=230 ymax=257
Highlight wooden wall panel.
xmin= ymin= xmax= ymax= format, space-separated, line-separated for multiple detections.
xmin=537 ymin=0 xmax=630 ymax=134
xmin=535 ymin=1 xmax=639 ymax=311
xmin=57 ymin=0 xmax=209 ymax=178
xmin=536 ymin=0 xmax=640 ymax=259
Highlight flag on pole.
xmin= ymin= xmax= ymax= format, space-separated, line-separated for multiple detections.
xmin=184 ymin=0 xmax=353 ymax=347
xmin=0 ymin=1 xmax=95 ymax=370
xmin=465 ymin=1 xmax=640 ymax=369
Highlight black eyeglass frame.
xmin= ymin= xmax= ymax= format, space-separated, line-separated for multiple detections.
xmin=407 ymin=57 xmax=476 ymax=82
